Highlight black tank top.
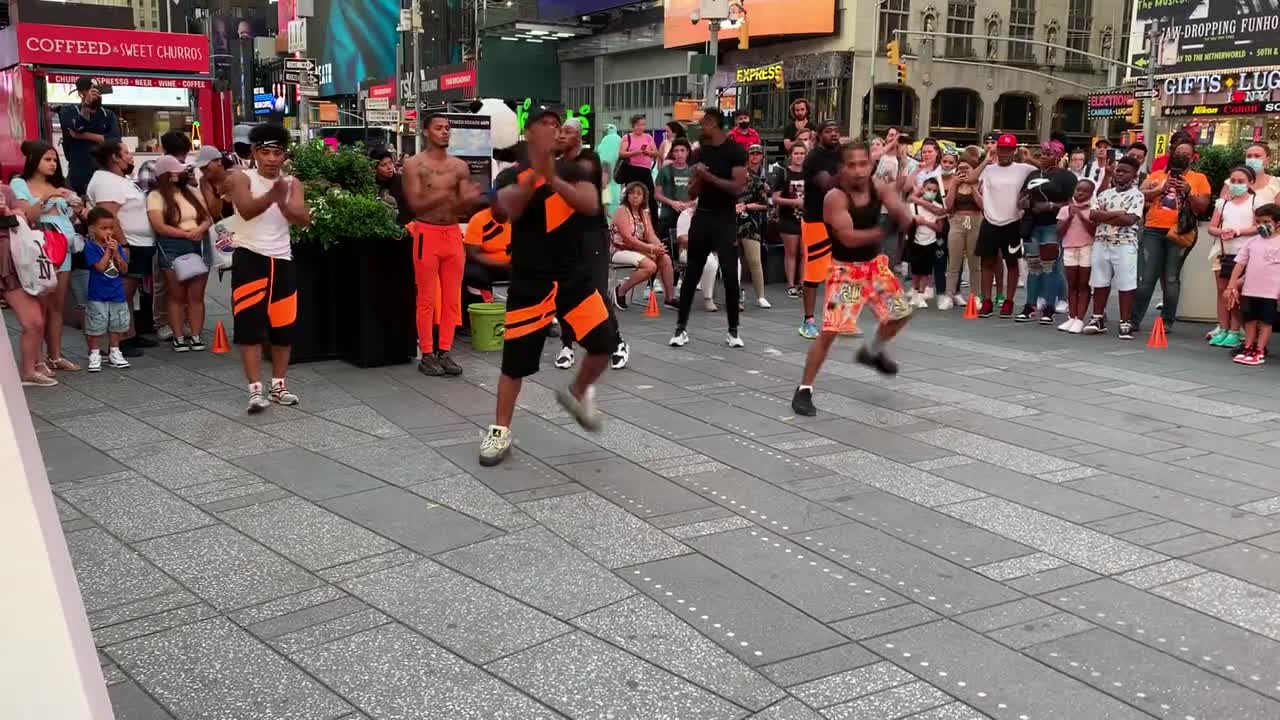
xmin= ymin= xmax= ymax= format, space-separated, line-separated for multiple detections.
xmin=827 ymin=183 xmax=883 ymax=263
xmin=953 ymin=188 xmax=979 ymax=212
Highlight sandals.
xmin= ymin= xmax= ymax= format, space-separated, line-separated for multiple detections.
xmin=21 ymin=373 xmax=58 ymax=387
xmin=48 ymin=357 xmax=81 ymax=372
xmin=34 ymin=362 xmax=54 ymax=377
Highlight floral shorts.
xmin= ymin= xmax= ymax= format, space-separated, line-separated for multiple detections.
xmin=822 ymin=255 xmax=912 ymax=334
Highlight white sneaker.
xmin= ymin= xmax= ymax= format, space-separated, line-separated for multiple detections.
xmin=923 ymin=286 xmax=936 ymax=301
xmin=1069 ymin=318 xmax=1085 ymax=334
xmin=1055 ymin=299 xmax=1069 ymax=315
xmin=912 ymin=292 xmax=928 ymax=309
xmin=953 ymin=293 xmax=966 ymax=307
xmin=247 ymin=383 xmax=270 ymax=414
xmin=937 ymin=295 xmax=954 ymax=311
xmin=157 ymin=325 xmax=174 ymax=341
xmin=87 ymin=351 xmax=102 ymax=373
xmin=1057 ymin=317 xmax=1075 ymax=332
xmin=479 ymin=425 xmax=512 ymax=466
xmin=610 ymin=341 xmax=630 ymax=370
xmin=557 ymin=385 xmax=603 ymax=432
xmin=107 ymin=348 xmax=131 ymax=369
xmin=669 ymin=330 xmax=690 ymax=347
xmin=757 ymin=297 xmax=772 ymax=309
xmin=554 ymin=346 xmax=575 ymax=370
xmin=726 ymin=332 xmax=745 ymax=348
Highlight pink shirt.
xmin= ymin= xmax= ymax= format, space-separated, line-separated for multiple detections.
xmin=1238 ymin=235 xmax=1280 ymax=299
xmin=623 ymin=132 xmax=656 ymax=169
xmin=1056 ymin=204 xmax=1094 ymax=249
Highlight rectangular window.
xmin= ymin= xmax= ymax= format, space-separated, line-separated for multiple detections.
xmin=945 ymin=0 xmax=976 ymax=58
xmin=1008 ymin=0 xmax=1036 ymax=62
xmin=880 ymin=0 xmax=910 ymax=53
xmin=1066 ymin=0 xmax=1092 ymax=70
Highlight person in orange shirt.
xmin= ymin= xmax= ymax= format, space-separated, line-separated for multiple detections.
xmin=461 ymin=199 xmax=512 ymax=328
xmin=1133 ymin=137 xmax=1212 ymax=332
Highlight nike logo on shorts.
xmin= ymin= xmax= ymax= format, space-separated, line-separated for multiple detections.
xmin=1007 ymin=240 xmax=1023 ymax=255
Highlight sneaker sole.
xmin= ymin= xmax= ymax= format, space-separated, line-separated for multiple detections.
xmin=247 ymin=403 xmax=267 ymax=415
xmin=556 ymin=387 xmax=603 ymax=433
xmin=792 ymin=404 xmax=817 ymax=417
xmin=418 ymin=365 xmax=446 ymax=377
xmin=479 ymin=447 xmax=511 ymax=467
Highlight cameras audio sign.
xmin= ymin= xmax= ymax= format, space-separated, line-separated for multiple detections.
xmin=1087 ymin=91 xmax=1137 ymax=120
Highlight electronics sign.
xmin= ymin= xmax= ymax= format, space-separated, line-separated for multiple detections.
xmin=664 ymin=0 xmax=836 ymax=48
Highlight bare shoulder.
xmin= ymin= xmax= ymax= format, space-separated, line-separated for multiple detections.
xmin=450 ymin=155 xmax=470 ymax=177
xmin=823 ymin=187 xmax=848 ymax=213
xmin=227 ymin=169 xmax=250 ymax=188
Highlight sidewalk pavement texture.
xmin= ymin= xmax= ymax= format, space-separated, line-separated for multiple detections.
xmin=13 ymin=280 xmax=1280 ymax=720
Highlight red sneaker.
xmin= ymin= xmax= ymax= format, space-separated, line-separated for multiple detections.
xmin=978 ymin=299 xmax=995 ymax=318
xmin=999 ymin=299 xmax=1015 ymax=318
xmin=1239 ymin=348 xmax=1265 ymax=366
xmin=1233 ymin=346 xmax=1255 ymax=364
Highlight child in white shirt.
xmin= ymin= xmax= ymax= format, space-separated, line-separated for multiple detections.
xmin=908 ymin=178 xmax=946 ymax=307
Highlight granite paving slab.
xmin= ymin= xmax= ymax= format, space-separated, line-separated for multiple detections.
xmin=789 ymin=660 xmax=915 ymax=709
xmin=65 ymin=528 xmax=181 ymax=614
xmin=322 ymin=435 xmax=464 ymax=487
xmin=690 ymin=528 xmax=907 ymax=621
xmin=341 ymin=558 xmax=567 ymax=664
xmin=623 ymin=553 xmax=848 ymax=666
xmin=231 ymin=448 xmax=384 ymax=501
xmin=910 ymin=427 xmax=1078 ymax=475
xmin=1152 ymin=571 xmax=1280 ymax=641
xmin=106 ymin=617 xmax=350 ymax=720
xmin=748 ymin=698 xmax=824 ymax=719
xmin=664 ymin=397 xmax=806 ymax=438
xmin=676 ymin=434 xmax=830 ymax=483
xmin=53 ymin=410 xmax=172 ymax=450
xmin=803 ymin=419 xmax=957 ymax=464
xmin=134 ymin=524 xmax=321 ymax=611
xmin=557 ymin=457 xmax=714 ymax=517
xmin=757 ymin=644 xmax=881 ymax=688
xmin=407 ymin=473 xmax=535 ymax=531
xmin=294 ymin=623 xmax=560 ymax=719
xmin=930 ymin=462 xmax=1133 ymax=524
xmin=218 ymin=497 xmax=398 ymax=570
xmin=522 ymin=492 xmax=689 ymax=568
xmin=320 ymin=486 xmax=503 ymax=556
xmin=807 ymin=450 xmax=986 ymax=509
xmin=1065 ymin=473 xmax=1280 ymax=540
xmin=489 ymin=631 xmax=743 ymax=719
xmin=258 ymin=416 xmax=378 ymax=452
xmin=672 ymin=467 xmax=846 ymax=532
xmin=1071 ymin=451 xmax=1277 ymax=507
xmin=39 ymin=432 xmax=128 ymax=483
xmin=436 ymin=527 xmax=634 ymax=619
xmin=59 ymin=475 xmax=214 ymax=542
xmin=107 ymin=440 xmax=246 ymax=489
xmin=823 ymin=681 xmax=954 ymax=720
xmin=437 ymin=443 xmax=572 ymax=494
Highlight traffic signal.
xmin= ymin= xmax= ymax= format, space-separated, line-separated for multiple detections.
xmin=1124 ymin=99 xmax=1142 ymax=125
xmin=886 ymin=40 xmax=900 ymax=66
xmin=897 ymin=63 xmax=908 ymax=86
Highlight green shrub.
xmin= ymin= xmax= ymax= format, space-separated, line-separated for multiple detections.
xmin=287 ymin=141 xmax=399 ymax=248
xmin=1194 ymin=142 xmax=1246 ymax=194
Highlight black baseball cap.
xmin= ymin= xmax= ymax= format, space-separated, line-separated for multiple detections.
xmin=75 ymin=76 xmax=95 ymax=93
xmin=983 ymin=132 xmax=1000 ymax=144
xmin=527 ymin=104 xmax=563 ymax=124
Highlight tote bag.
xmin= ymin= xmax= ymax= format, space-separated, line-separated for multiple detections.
xmin=10 ymin=216 xmax=58 ymax=296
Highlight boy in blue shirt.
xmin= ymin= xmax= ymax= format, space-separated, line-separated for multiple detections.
xmin=82 ymin=207 xmax=132 ymax=372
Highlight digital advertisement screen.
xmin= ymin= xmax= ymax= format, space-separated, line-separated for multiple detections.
xmin=537 ymin=0 xmax=632 ymax=19
xmin=664 ymin=0 xmax=836 ymax=48
xmin=314 ymin=0 xmax=399 ymax=97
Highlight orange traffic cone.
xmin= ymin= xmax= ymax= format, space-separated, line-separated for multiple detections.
xmin=963 ymin=294 xmax=979 ymax=320
xmin=1146 ymin=317 xmax=1168 ymax=349
xmin=644 ymin=288 xmax=660 ymax=318
xmin=212 ymin=321 xmax=230 ymax=354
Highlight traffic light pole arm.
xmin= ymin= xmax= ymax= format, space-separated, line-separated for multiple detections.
xmin=932 ymin=58 xmax=1096 ymax=91
xmin=892 ymin=29 xmax=1147 ymax=73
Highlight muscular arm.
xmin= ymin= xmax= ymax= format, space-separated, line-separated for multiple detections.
xmin=281 ymin=177 xmax=311 ymax=226
xmin=402 ymin=156 xmax=427 ymax=216
xmin=823 ymin=189 xmax=882 ymax=248
xmin=453 ymin=158 xmax=482 ymax=216
xmin=495 ymin=175 xmax=538 ymax=223
xmin=227 ymin=171 xmax=276 ymax=221
xmin=547 ymin=176 xmax=600 ymax=216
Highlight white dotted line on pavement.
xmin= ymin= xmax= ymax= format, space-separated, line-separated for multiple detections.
xmin=629 ymin=569 xmax=764 ymax=658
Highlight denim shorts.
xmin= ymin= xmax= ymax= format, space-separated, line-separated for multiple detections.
xmin=85 ymin=300 xmax=130 ymax=336
xmin=156 ymin=236 xmax=206 ymax=270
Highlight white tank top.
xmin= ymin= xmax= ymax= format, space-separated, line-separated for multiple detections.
xmin=232 ymin=169 xmax=293 ymax=260
xmin=1218 ymin=197 xmax=1256 ymax=257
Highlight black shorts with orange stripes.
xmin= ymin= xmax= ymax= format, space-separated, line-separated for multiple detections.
xmin=501 ymin=275 xmax=619 ymax=379
xmin=802 ymin=221 xmax=833 ymax=287
xmin=230 ymin=247 xmax=298 ymax=347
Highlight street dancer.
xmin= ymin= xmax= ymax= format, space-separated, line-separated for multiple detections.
xmin=480 ymin=107 xmax=621 ymax=466
xmin=797 ymin=120 xmax=845 ymax=339
xmin=792 ymin=143 xmax=915 ymax=417
xmin=403 ymin=114 xmax=480 ymax=377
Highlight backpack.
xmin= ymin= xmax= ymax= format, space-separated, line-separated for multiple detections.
xmin=9 ymin=216 xmax=58 ymax=296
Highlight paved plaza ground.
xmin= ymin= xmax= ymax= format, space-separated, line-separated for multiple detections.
xmin=16 ymin=282 xmax=1280 ymax=720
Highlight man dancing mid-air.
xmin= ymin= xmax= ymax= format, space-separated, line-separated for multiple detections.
xmin=792 ymin=143 xmax=915 ymax=417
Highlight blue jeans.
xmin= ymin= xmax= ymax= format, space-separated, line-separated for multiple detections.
xmin=1133 ymin=226 xmax=1191 ymax=329
xmin=1025 ymin=225 xmax=1062 ymax=311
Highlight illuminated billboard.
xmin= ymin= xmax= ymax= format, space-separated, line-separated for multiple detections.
xmin=664 ymin=0 xmax=836 ymax=49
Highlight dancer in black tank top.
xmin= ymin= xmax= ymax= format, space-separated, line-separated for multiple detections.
xmin=792 ymin=143 xmax=916 ymax=417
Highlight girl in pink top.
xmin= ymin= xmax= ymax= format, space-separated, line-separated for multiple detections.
xmin=1055 ymin=178 xmax=1095 ymax=333
xmin=1224 ymin=204 xmax=1280 ymax=365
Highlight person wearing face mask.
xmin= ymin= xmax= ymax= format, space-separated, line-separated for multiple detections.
xmin=908 ymin=178 xmax=947 ymax=307
xmin=1206 ymin=166 xmax=1258 ymax=350
xmin=728 ymin=110 xmax=762 ymax=152
xmin=1134 ymin=139 xmax=1211 ymax=332
xmin=1243 ymin=143 xmax=1280 ymax=205
xmin=60 ymin=76 xmax=121 ymax=195
xmin=87 ymin=140 xmax=156 ymax=355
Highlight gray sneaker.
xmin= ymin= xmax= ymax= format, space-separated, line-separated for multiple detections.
xmin=418 ymin=353 xmax=445 ymax=376
xmin=479 ymin=425 xmax=512 ymax=466
xmin=557 ymin=385 xmax=603 ymax=432
xmin=436 ymin=351 xmax=463 ymax=376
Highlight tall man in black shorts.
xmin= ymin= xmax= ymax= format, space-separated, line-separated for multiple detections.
xmin=974 ymin=133 xmax=1037 ymax=318
xmin=669 ymin=108 xmax=748 ymax=348
xmin=480 ymin=107 xmax=621 ymax=466
xmin=797 ymin=121 xmax=845 ymax=339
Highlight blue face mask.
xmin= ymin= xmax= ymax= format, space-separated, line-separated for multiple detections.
xmin=923 ymin=191 xmax=938 ymax=201
xmin=1229 ymin=182 xmax=1250 ymax=197
xmin=1246 ymin=158 xmax=1265 ymax=174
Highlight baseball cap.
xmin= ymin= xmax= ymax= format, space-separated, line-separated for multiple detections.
xmin=527 ymin=104 xmax=563 ymax=124
xmin=748 ymin=143 xmax=764 ymax=154
xmin=984 ymin=132 xmax=1000 ymax=144
xmin=996 ymin=134 xmax=1019 ymax=149
xmin=75 ymin=76 xmax=95 ymax=93
xmin=153 ymin=155 xmax=187 ymax=177
xmin=192 ymin=145 xmax=225 ymax=168
xmin=232 ymin=124 xmax=253 ymax=146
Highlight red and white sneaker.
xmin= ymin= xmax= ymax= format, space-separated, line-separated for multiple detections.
xmin=1235 ymin=347 xmax=1265 ymax=366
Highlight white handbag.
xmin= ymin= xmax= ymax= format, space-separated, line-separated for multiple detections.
xmin=9 ymin=216 xmax=58 ymax=296
xmin=170 ymin=250 xmax=209 ymax=282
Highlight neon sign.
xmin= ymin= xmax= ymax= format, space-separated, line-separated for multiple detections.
xmin=515 ymin=98 xmax=593 ymax=138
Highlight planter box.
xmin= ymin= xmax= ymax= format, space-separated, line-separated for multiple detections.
xmin=336 ymin=238 xmax=416 ymax=368
xmin=290 ymin=243 xmax=342 ymax=364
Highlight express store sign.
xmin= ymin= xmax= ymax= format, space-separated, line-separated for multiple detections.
xmin=18 ymin=23 xmax=209 ymax=74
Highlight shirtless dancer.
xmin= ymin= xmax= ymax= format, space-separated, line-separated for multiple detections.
xmin=403 ymin=114 xmax=480 ymax=376
xmin=792 ymin=143 xmax=915 ymax=417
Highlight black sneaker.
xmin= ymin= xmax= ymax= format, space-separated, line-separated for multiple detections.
xmin=187 ymin=335 xmax=207 ymax=352
xmin=119 ymin=339 xmax=144 ymax=357
xmin=1118 ymin=321 xmax=1134 ymax=340
xmin=791 ymin=387 xmax=817 ymax=416
xmin=1082 ymin=315 xmax=1107 ymax=335
xmin=436 ymin=351 xmax=463 ymax=376
xmin=856 ymin=345 xmax=899 ymax=376
xmin=171 ymin=336 xmax=190 ymax=353
xmin=418 ymin=353 xmax=445 ymax=376
xmin=1015 ymin=304 xmax=1036 ymax=323
xmin=1038 ymin=311 xmax=1055 ymax=326
xmin=613 ymin=284 xmax=629 ymax=311
xmin=132 ymin=334 xmax=159 ymax=348
xmin=786 ymin=286 xmax=801 ymax=299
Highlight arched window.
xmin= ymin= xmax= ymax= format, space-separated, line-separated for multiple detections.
xmin=930 ymin=88 xmax=982 ymax=146
xmin=863 ymin=86 xmax=917 ymax=138
xmin=993 ymin=92 xmax=1039 ymax=142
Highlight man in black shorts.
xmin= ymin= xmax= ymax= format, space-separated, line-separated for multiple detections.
xmin=797 ymin=121 xmax=844 ymax=339
xmin=480 ymin=106 xmax=621 ymax=466
xmin=974 ymin=133 xmax=1037 ymax=317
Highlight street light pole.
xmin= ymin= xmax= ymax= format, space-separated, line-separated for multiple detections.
xmin=1143 ymin=18 xmax=1160 ymax=169
xmin=706 ymin=20 xmax=721 ymax=107
xmin=412 ymin=0 xmax=423 ymax=153
xmin=869 ymin=1 xmax=883 ymax=139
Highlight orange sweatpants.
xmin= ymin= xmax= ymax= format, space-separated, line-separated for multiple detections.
xmin=408 ymin=222 xmax=464 ymax=353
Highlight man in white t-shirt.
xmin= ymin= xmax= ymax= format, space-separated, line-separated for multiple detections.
xmin=974 ymin=134 xmax=1037 ymax=318
xmin=87 ymin=140 xmax=157 ymax=355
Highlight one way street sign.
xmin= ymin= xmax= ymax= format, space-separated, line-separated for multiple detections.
xmin=284 ymin=58 xmax=316 ymax=74
xmin=1133 ymin=88 xmax=1159 ymax=100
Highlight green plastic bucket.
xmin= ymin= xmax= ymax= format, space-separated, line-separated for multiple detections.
xmin=468 ymin=302 xmax=507 ymax=352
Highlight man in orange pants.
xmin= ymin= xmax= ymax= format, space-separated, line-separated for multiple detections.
xmin=403 ymin=114 xmax=480 ymax=376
